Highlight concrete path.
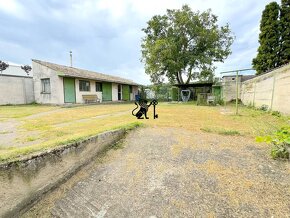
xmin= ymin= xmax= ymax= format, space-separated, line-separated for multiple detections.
xmin=23 ymin=127 xmax=290 ymax=217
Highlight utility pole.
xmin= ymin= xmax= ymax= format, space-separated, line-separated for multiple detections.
xmin=70 ymin=51 xmax=72 ymax=67
xmin=220 ymin=68 xmax=253 ymax=115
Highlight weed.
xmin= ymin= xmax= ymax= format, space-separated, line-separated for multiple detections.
xmin=219 ymin=130 xmax=240 ymax=135
xmin=259 ymin=104 xmax=269 ymax=111
xmin=256 ymin=126 xmax=290 ymax=159
xmin=0 ymin=131 xmax=11 ymax=134
xmin=201 ymin=127 xmax=240 ymax=136
xmin=271 ymin=111 xmax=281 ymax=117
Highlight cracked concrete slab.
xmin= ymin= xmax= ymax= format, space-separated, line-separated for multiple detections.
xmin=22 ymin=127 xmax=290 ymax=217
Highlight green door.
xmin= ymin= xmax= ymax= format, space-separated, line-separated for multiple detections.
xmin=102 ymin=82 xmax=112 ymax=101
xmin=63 ymin=77 xmax=76 ymax=103
xmin=122 ymin=85 xmax=130 ymax=101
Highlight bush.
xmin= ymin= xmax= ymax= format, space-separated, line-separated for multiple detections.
xmin=256 ymin=126 xmax=290 ymax=159
xmin=271 ymin=111 xmax=281 ymax=117
xmin=259 ymin=104 xmax=268 ymax=111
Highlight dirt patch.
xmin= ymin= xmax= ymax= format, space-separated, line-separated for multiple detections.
xmin=23 ymin=127 xmax=290 ymax=217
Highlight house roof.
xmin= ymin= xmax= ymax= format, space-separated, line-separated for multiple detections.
xmin=32 ymin=59 xmax=139 ymax=86
xmin=241 ymin=75 xmax=256 ymax=82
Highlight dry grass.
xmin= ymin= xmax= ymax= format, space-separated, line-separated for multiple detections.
xmin=0 ymin=102 xmax=288 ymax=162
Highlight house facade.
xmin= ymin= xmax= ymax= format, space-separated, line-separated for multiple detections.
xmin=32 ymin=60 xmax=139 ymax=104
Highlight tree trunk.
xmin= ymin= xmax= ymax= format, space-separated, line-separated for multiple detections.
xmin=177 ymin=71 xmax=184 ymax=84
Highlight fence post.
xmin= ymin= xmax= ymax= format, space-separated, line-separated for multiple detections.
xmin=270 ymin=75 xmax=276 ymax=110
xmin=253 ymin=81 xmax=256 ymax=106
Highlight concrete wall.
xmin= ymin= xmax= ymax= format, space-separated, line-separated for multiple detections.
xmin=0 ymin=129 xmax=126 ymax=218
xmin=241 ymin=64 xmax=290 ymax=114
xmin=0 ymin=75 xmax=34 ymax=105
xmin=221 ymin=76 xmax=242 ymax=102
xmin=33 ymin=62 xmax=64 ymax=104
xmin=75 ymin=79 xmax=103 ymax=103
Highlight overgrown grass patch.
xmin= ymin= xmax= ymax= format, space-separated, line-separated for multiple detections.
xmin=0 ymin=105 xmax=57 ymax=119
xmin=0 ymin=103 xmax=288 ymax=162
xmin=0 ymin=121 xmax=142 ymax=162
xmin=201 ymin=127 xmax=241 ymax=136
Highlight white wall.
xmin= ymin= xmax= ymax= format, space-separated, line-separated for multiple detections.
xmin=33 ymin=62 xmax=64 ymax=104
xmin=222 ymin=76 xmax=242 ymax=102
xmin=0 ymin=75 xmax=34 ymax=105
xmin=241 ymin=64 xmax=290 ymax=114
xmin=75 ymin=79 xmax=102 ymax=103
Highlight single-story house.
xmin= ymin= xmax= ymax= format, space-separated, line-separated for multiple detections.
xmin=32 ymin=59 xmax=139 ymax=104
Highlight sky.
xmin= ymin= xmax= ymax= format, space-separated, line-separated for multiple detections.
xmin=0 ymin=0 xmax=275 ymax=84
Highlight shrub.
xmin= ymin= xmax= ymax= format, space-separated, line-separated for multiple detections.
xmin=259 ymin=104 xmax=268 ymax=111
xmin=256 ymin=126 xmax=290 ymax=159
xmin=271 ymin=110 xmax=281 ymax=117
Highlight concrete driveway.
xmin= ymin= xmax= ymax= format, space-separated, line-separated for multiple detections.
xmin=23 ymin=127 xmax=290 ymax=217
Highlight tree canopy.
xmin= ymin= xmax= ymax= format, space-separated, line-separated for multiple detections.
xmin=253 ymin=0 xmax=290 ymax=74
xmin=253 ymin=2 xmax=280 ymax=74
xmin=280 ymin=0 xmax=290 ymax=65
xmin=141 ymin=5 xmax=234 ymax=84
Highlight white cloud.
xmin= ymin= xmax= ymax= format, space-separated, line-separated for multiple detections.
xmin=0 ymin=0 xmax=275 ymax=84
xmin=0 ymin=0 xmax=27 ymax=19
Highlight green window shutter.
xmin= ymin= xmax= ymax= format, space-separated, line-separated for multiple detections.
xmin=122 ymin=85 xmax=130 ymax=101
xmin=102 ymin=82 xmax=112 ymax=101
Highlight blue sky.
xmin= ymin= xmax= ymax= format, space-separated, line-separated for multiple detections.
xmin=0 ymin=0 xmax=274 ymax=84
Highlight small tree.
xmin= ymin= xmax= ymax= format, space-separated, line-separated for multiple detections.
xmin=21 ymin=65 xmax=32 ymax=76
xmin=253 ymin=2 xmax=280 ymax=75
xmin=141 ymin=5 xmax=234 ymax=84
xmin=0 ymin=61 xmax=9 ymax=75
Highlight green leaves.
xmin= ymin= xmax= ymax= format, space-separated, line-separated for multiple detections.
xmin=256 ymin=126 xmax=290 ymax=159
xmin=253 ymin=0 xmax=290 ymax=74
xmin=141 ymin=4 xmax=234 ymax=84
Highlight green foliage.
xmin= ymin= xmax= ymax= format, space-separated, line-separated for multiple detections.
xmin=280 ymin=0 xmax=290 ymax=65
xmin=141 ymin=4 xmax=234 ymax=84
xmin=201 ymin=127 xmax=240 ymax=136
xmin=253 ymin=2 xmax=280 ymax=74
xmin=214 ymin=97 xmax=224 ymax=106
xmin=171 ymin=87 xmax=179 ymax=101
xmin=271 ymin=110 xmax=281 ymax=117
xmin=259 ymin=104 xmax=269 ymax=111
xmin=256 ymin=126 xmax=290 ymax=159
xmin=253 ymin=0 xmax=290 ymax=74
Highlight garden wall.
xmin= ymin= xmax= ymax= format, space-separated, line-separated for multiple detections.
xmin=241 ymin=64 xmax=290 ymax=114
xmin=0 ymin=129 xmax=126 ymax=218
xmin=0 ymin=75 xmax=34 ymax=105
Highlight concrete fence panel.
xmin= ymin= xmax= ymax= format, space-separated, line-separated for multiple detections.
xmin=0 ymin=75 xmax=34 ymax=105
xmin=241 ymin=64 xmax=290 ymax=114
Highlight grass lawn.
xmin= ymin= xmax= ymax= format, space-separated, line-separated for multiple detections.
xmin=0 ymin=102 xmax=289 ymax=162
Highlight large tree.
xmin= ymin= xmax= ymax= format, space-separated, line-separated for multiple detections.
xmin=253 ymin=1 xmax=287 ymax=74
xmin=253 ymin=2 xmax=280 ymax=74
xmin=141 ymin=5 xmax=234 ymax=84
xmin=279 ymin=0 xmax=290 ymax=65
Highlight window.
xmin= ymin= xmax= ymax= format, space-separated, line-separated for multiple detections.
xmin=41 ymin=78 xmax=50 ymax=93
xmin=129 ymin=85 xmax=132 ymax=93
xmin=96 ymin=82 xmax=102 ymax=92
xmin=79 ymin=80 xmax=90 ymax=91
